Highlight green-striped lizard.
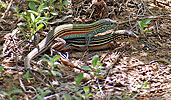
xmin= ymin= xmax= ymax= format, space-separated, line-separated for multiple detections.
xmin=60 ymin=30 xmax=138 ymax=51
xmin=24 ymin=18 xmax=117 ymax=69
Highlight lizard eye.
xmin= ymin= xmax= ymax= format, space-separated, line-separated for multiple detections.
xmin=103 ymin=25 xmax=107 ymax=29
xmin=120 ymin=35 xmax=123 ymax=39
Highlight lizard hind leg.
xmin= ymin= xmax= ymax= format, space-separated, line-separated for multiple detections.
xmin=51 ymin=37 xmax=66 ymax=56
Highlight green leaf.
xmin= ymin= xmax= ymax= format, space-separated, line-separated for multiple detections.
xmin=63 ymin=0 xmax=70 ymax=5
xmin=42 ymin=6 xmax=49 ymax=10
xmin=37 ymin=24 xmax=44 ymax=31
xmin=99 ymin=69 xmax=106 ymax=73
xmin=141 ymin=22 xmax=147 ymax=28
xmin=60 ymin=0 xmax=62 ymax=3
xmin=35 ymin=17 xmax=45 ymax=23
xmin=50 ymin=0 xmax=56 ymax=6
xmin=52 ymin=55 xmax=61 ymax=63
xmin=41 ymin=70 xmax=49 ymax=73
xmin=17 ymin=22 xmax=26 ymax=26
xmin=29 ymin=1 xmax=36 ymax=11
xmin=9 ymin=89 xmax=22 ymax=95
xmin=92 ymin=55 xmax=99 ymax=67
xmin=30 ymin=13 xmax=35 ymax=23
xmin=43 ymin=0 xmax=48 ymax=6
xmin=22 ymin=15 xmax=28 ymax=22
xmin=88 ymin=93 xmax=93 ymax=97
xmin=95 ymin=88 xmax=100 ymax=92
xmin=51 ymin=70 xmax=62 ymax=77
xmin=81 ymin=66 xmax=91 ymax=71
xmin=38 ymin=3 xmax=44 ymax=13
xmin=41 ymin=90 xmax=51 ymax=97
xmin=137 ymin=21 xmax=146 ymax=29
xmin=75 ymin=73 xmax=83 ymax=87
xmin=37 ymin=88 xmax=43 ymax=94
xmin=0 ymin=91 xmax=8 ymax=95
xmin=50 ymin=11 xmax=58 ymax=15
xmin=55 ymin=3 xmax=60 ymax=8
xmin=42 ymin=54 xmax=51 ymax=60
xmin=63 ymin=7 xmax=69 ymax=11
xmin=42 ymin=58 xmax=50 ymax=63
xmin=96 ymin=69 xmax=101 ymax=73
xmin=0 ymin=66 xmax=4 ymax=72
xmin=23 ymin=71 xmax=32 ymax=79
xmin=144 ymin=81 xmax=148 ymax=87
xmin=12 ymin=96 xmax=17 ymax=100
xmin=83 ymin=86 xmax=89 ymax=94
xmin=0 ymin=98 xmax=6 ymax=100
xmin=27 ymin=0 xmax=41 ymax=4
xmin=144 ymin=18 xmax=152 ymax=24
xmin=97 ymin=62 xmax=102 ymax=66
xmin=96 ymin=69 xmax=106 ymax=73
xmin=64 ymin=94 xmax=72 ymax=100
xmin=27 ymin=10 xmax=39 ymax=16
xmin=74 ymin=96 xmax=81 ymax=100
xmin=37 ymin=96 xmax=45 ymax=100
xmin=96 ymin=74 xmax=103 ymax=78
xmin=145 ymin=30 xmax=152 ymax=34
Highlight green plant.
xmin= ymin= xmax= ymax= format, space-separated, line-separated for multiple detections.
xmin=28 ymin=0 xmax=57 ymax=16
xmin=36 ymin=87 xmax=51 ymax=100
xmin=18 ymin=10 xmax=46 ymax=40
xmin=75 ymin=73 xmax=84 ymax=90
xmin=73 ymin=73 xmax=93 ymax=100
xmin=0 ymin=66 xmax=4 ymax=79
xmin=17 ymin=0 xmax=70 ymax=40
xmin=137 ymin=18 xmax=152 ymax=35
xmin=116 ymin=81 xmax=149 ymax=100
xmin=22 ymin=70 xmax=33 ymax=80
xmin=0 ymin=66 xmax=4 ymax=72
xmin=42 ymin=54 xmax=62 ymax=77
xmin=116 ymin=89 xmax=137 ymax=100
xmin=70 ymin=55 xmax=104 ymax=99
xmin=83 ymin=86 xmax=93 ymax=100
xmin=0 ymin=88 xmax=23 ymax=100
xmin=17 ymin=0 xmax=49 ymax=40
xmin=82 ymin=55 xmax=105 ymax=78
xmin=64 ymin=73 xmax=84 ymax=100
xmin=0 ymin=0 xmax=8 ymax=9
xmin=12 ymin=6 xmax=20 ymax=20
xmin=64 ymin=94 xmax=72 ymax=100
xmin=55 ymin=0 xmax=70 ymax=12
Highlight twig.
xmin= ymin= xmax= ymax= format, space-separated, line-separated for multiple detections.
xmin=27 ymin=69 xmax=50 ymax=87
xmin=19 ymin=76 xmax=26 ymax=92
xmin=1 ymin=0 xmax=13 ymax=19
xmin=155 ymin=21 xmax=159 ymax=33
xmin=101 ymin=42 xmax=130 ymax=62
xmin=118 ymin=14 xmax=171 ymax=25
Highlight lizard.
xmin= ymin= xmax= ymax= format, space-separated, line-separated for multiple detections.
xmin=24 ymin=29 xmax=138 ymax=86
xmin=56 ymin=30 xmax=138 ymax=71
xmin=24 ymin=18 xmax=117 ymax=70
xmin=60 ymin=30 xmax=138 ymax=51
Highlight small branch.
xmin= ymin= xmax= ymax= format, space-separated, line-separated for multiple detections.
xmin=1 ymin=0 xmax=13 ymax=19
xmin=118 ymin=14 xmax=171 ymax=25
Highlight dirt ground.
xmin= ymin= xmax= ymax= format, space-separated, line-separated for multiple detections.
xmin=0 ymin=0 xmax=170 ymax=99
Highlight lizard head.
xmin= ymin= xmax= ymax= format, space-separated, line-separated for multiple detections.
xmin=92 ymin=18 xmax=118 ymax=33
xmin=100 ymin=18 xmax=117 ymax=29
